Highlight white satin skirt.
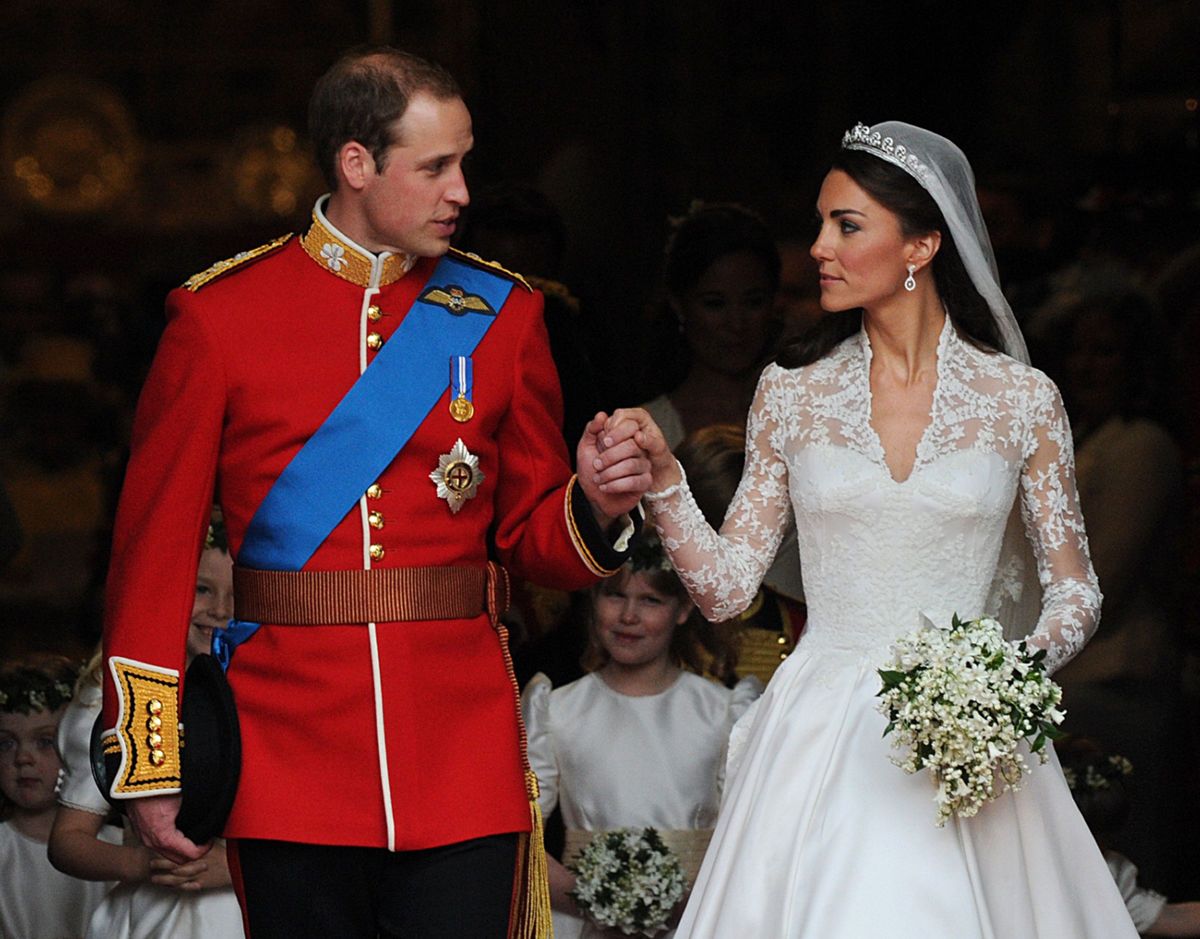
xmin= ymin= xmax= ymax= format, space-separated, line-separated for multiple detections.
xmin=675 ymin=648 xmax=1140 ymax=939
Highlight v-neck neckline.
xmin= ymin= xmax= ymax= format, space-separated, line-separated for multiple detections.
xmin=859 ymin=314 xmax=952 ymax=485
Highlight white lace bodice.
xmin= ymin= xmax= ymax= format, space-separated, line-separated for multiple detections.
xmin=648 ymin=319 xmax=1101 ymax=673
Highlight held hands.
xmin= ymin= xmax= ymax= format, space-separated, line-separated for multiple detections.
xmin=149 ymin=841 xmax=233 ymax=891
xmin=592 ymin=408 xmax=681 ymax=494
xmin=576 ymin=412 xmax=653 ymax=522
xmin=126 ymin=793 xmax=210 ymax=865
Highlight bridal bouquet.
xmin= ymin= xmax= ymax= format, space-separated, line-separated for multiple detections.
xmin=877 ymin=614 xmax=1066 ymax=826
xmin=570 ymin=827 xmax=688 ymax=936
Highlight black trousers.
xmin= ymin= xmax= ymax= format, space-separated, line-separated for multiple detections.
xmin=231 ymin=833 xmax=518 ymax=939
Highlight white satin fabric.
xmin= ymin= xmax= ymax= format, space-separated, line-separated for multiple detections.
xmin=523 ymin=670 xmax=761 ymax=939
xmin=648 ymin=322 xmax=1137 ymax=938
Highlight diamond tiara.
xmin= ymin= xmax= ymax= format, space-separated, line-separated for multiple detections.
xmin=841 ymin=123 xmax=930 ymax=182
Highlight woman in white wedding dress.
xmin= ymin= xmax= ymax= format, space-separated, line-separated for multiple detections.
xmin=595 ymin=122 xmax=1140 ymax=938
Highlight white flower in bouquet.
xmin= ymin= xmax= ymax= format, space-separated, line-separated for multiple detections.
xmin=570 ymin=827 xmax=688 ymax=936
xmin=877 ymin=614 xmax=1066 ymax=826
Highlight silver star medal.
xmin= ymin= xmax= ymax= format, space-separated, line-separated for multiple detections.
xmin=430 ymin=439 xmax=484 ymax=513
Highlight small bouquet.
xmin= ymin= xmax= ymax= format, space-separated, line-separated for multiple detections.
xmin=877 ymin=614 xmax=1066 ymax=826
xmin=570 ymin=827 xmax=688 ymax=936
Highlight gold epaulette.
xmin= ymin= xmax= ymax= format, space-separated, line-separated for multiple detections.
xmin=447 ymin=247 xmax=532 ymax=293
xmin=107 ymin=657 xmax=182 ymax=797
xmin=183 ymin=234 xmax=294 ymax=292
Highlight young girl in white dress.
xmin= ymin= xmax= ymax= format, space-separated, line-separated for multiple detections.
xmin=0 ymin=654 xmax=115 ymax=939
xmin=522 ymin=534 xmax=761 ymax=938
xmin=48 ymin=517 xmax=245 ymax=939
xmin=593 ymin=122 xmax=1141 ymax=938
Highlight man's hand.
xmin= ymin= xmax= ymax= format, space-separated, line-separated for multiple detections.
xmin=149 ymin=840 xmax=232 ymax=891
xmin=126 ymin=794 xmax=210 ymax=865
xmin=577 ymin=412 xmax=652 ymax=523
xmin=597 ymin=408 xmax=681 ymax=492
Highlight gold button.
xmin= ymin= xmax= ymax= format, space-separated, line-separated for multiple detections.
xmin=366 ymin=484 xmax=383 ymax=500
xmin=147 ymin=732 xmax=164 ymax=749
xmin=368 ymin=511 xmax=384 ymax=530
xmin=368 ymin=305 xmax=382 ymax=322
xmin=779 ymin=652 xmax=788 ymax=661
xmin=146 ymin=715 xmax=162 ymax=732
xmin=369 ymin=543 xmax=385 ymax=561
xmin=149 ymin=748 xmax=166 ymax=766
xmin=776 ymin=635 xmax=787 ymax=645
xmin=366 ymin=332 xmax=383 ymax=350
xmin=147 ymin=699 xmax=163 ymax=716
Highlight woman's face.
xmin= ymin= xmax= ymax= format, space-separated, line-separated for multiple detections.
xmin=0 ymin=708 xmax=64 ymax=813
xmin=811 ymin=169 xmax=912 ymax=312
xmin=186 ymin=547 xmax=235 ymax=663
xmin=594 ymin=570 xmax=692 ymax=670
xmin=675 ymin=250 xmax=776 ymax=377
xmin=1065 ymin=307 xmax=1125 ymax=424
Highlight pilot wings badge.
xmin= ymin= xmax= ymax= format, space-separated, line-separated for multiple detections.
xmin=430 ymin=439 xmax=484 ymax=513
xmin=419 ymin=284 xmax=496 ymax=316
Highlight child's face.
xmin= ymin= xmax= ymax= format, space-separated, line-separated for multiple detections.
xmin=0 ymin=708 xmax=65 ymax=813
xmin=186 ymin=547 xmax=235 ymax=663
xmin=594 ymin=571 xmax=692 ymax=669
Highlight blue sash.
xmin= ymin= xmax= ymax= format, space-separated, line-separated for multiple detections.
xmin=214 ymin=255 xmax=514 ymax=667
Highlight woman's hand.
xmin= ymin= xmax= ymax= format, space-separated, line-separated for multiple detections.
xmin=599 ymin=408 xmax=682 ymax=494
xmin=577 ymin=412 xmax=652 ymax=522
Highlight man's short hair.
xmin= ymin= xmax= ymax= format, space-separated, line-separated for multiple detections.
xmin=309 ymin=46 xmax=462 ymax=190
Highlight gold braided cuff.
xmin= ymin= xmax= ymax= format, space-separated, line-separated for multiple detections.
xmin=107 ymin=657 xmax=182 ymax=797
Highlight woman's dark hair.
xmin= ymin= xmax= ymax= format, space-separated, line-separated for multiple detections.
xmin=663 ymin=202 xmax=782 ymax=301
xmin=1055 ymin=288 xmax=1177 ymax=432
xmin=777 ymin=148 xmax=1002 ymax=369
xmin=643 ymin=202 xmax=782 ymax=397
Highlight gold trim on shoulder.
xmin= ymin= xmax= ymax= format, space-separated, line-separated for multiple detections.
xmin=301 ymin=212 xmax=415 ymax=288
xmin=447 ymin=247 xmax=532 ymax=293
xmin=107 ymin=657 xmax=182 ymax=797
xmin=183 ymin=234 xmax=294 ymax=292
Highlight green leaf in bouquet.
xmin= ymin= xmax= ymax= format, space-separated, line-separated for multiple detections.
xmin=878 ymin=669 xmax=907 ymax=687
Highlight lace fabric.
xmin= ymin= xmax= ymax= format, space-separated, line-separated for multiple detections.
xmin=648 ymin=320 xmax=1100 ymax=674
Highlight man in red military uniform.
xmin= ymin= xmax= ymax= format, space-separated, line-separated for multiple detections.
xmin=100 ymin=47 xmax=649 ymax=939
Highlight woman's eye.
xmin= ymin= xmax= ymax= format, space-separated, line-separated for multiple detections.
xmin=39 ymin=736 xmax=56 ymax=749
xmin=840 ymin=220 xmax=860 ymax=234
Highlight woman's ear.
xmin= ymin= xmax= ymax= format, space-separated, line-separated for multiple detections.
xmin=675 ymin=597 xmax=695 ymax=627
xmin=907 ymin=229 xmax=942 ymax=274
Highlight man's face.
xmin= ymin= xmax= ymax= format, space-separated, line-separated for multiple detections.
xmin=358 ymin=93 xmax=473 ymax=257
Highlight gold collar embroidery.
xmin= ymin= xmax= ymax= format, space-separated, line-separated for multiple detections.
xmin=300 ymin=197 xmax=417 ymax=288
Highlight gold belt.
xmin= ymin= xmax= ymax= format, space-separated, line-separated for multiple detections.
xmin=232 ymin=562 xmax=510 ymax=625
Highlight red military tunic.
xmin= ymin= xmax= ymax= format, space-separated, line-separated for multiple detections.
xmin=102 ymin=199 xmax=628 ymax=851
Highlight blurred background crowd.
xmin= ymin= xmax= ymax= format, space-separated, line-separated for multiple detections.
xmin=0 ymin=0 xmax=1197 ymax=912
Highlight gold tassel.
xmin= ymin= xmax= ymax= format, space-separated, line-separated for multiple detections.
xmin=509 ymin=772 xmax=553 ymax=938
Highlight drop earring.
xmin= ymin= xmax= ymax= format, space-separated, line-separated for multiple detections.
xmin=904 ymin=264 xmax=917 ymax=292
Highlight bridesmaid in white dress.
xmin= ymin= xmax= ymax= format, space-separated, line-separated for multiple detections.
xmin=592 ymin=122 xmax=1140 ymax=938
xmin=522 ymin=535 xmax=760 ymax=938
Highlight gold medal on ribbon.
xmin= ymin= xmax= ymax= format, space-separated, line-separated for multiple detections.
xmin=449 ymin=355 xmax=474 ymax=423
xmin=449 ymin=395 xmax=474 ymax=422
xmin=430 ymin=439 xmax=484 ymax=513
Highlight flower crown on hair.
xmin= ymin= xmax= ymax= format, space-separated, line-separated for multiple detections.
xmin=1062 ymin=754 xmax=1133 ymax=793
xmin=0 ymin=672 xmax=77 ymax=715
xmin=627 ymin=535 xmax=675 ymax=574
xmin=842 ymin=123 xmax=931 ymax=182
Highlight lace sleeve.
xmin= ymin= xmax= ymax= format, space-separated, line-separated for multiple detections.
xmin=1019 ymin=375 xmax=1102 ymax=674
xmin=646 ymin=369 xmax=793 ymax=622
